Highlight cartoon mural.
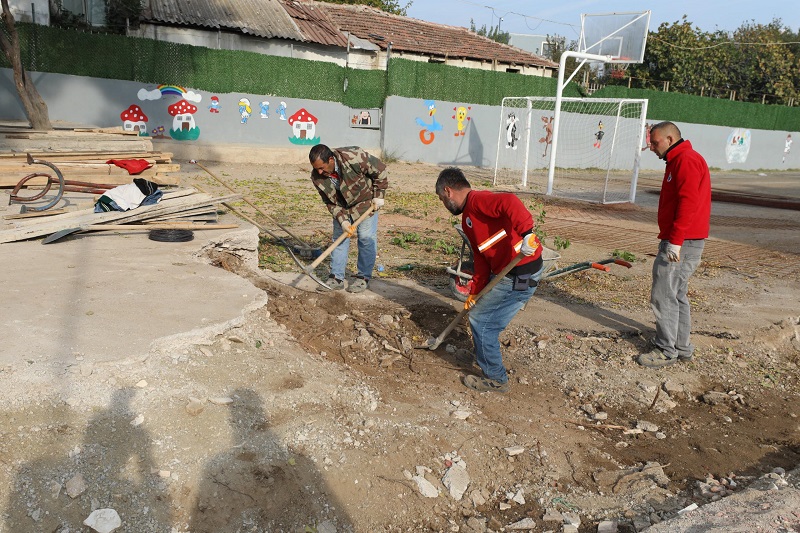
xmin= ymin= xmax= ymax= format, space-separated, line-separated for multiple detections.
xmin=278 ymin=102 xmax=288 ymax=121
xmin=725 ymin=128 xmax=751 ymax=164
xmin=120 ymin=105 xmax=148 ymax=136
xmin=539 ymin=115 xmax=554 ymax=157
xmin=151 ymin=125 xmax=167 ymax=139
xmin=260 ymin=101 xmax=270 ymax=119
xmin=415 ymin=100 xmax=442 ymax=145
xmin=505 ymin=112 xmax=519 ymax=150
xmin=783 ymin=134 xmax=793 ymax=164
xmin=238 ymin=98 xmax=252 ymax=124
xmin=168 ymin=100 xmax=200 ymax=141
xmin=208 ymin=96 xmax=221 ymax=113
xmin=287 ymin=108 xmax=320 ymax=145
xmin=452 ymin=106 xmax=471 ymax=136
xmin=593 ymin=121 xmax=605 ymax=148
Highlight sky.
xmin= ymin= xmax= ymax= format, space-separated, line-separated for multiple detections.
xmin=405 ymin=1 xmax=796 ymax=42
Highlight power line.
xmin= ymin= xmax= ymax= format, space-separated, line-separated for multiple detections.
xmin=650 ymin=35 xmax=800 ymax=50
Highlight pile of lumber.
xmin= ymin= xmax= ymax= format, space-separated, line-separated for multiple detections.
xmin=0 ymin=127 xmax=180 ymax=187
xmin=0 ymin=188 xmax=239 ymax=244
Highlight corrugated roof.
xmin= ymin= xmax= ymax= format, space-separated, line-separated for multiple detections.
xmin=141 ymin=0 xmax=304 ymax=41
xmin=280 ymin=0 xmax=348 ymax=47
xmin=316 ymin=2 xmax=558 ymax=68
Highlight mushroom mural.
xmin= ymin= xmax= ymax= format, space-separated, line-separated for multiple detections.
xmin=168 ymin=99 xmax=200 ymax=141
xmin=287 ymin=108 xmax=320 ymax=145
xmin=120 ymin=104 xmax=149 ymax=136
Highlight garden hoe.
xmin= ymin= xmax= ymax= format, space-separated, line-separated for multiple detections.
xmin=418 ymin=251 xmax=525 ymax=351
xmin=193 ymin=160 xmax=321 ymax=258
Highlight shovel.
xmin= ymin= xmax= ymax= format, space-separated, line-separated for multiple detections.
xmin=299 ymin=206 xmax=375 ymax=280
xmin=42 ymin=223 xmax=240 ymax=244
xmin=418 ymin=251 xmax=526 ymax=350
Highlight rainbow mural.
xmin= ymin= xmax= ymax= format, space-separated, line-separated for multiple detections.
xmin=157 ymin=84 xmax=186 ymax=97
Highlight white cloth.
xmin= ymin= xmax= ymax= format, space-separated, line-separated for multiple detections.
xmin=103 ymin=182 xmax=146 ymax=211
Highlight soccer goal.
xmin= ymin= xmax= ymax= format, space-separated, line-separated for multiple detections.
xmin=494 ymin=96 xmax=648 ymax=203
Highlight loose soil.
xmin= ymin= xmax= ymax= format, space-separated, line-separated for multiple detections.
xmin=1 ymin=161 xmax=799 ymax=533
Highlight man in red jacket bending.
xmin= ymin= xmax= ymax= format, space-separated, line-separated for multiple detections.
xmin=436 ymin=168 xmax=544 ymax=392
xmin=638 ymin=122 xmax=711 ymax=368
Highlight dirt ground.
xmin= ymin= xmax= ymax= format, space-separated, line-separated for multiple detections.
xmin=1 ymin=160 xmax=799 ymax=533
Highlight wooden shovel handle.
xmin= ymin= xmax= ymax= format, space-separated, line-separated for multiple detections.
xmin=307 ymin=206 xmax=375 ymax=271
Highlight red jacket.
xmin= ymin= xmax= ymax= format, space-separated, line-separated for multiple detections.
xmin=658 ymin=139 xmax=711 ymax=245
xmin=461 ymin=190 xmax=542 ymax=294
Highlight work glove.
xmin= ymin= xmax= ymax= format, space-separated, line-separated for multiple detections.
xmin=341 ymin=220 xmax=356 ymax=238
xmin=666 ymin=243 xmax=681 ymax=262
xmin=464 ymin=294 xmax=477 ymax=310
xmin=521 ymin=233 xmax=540 ymax=256
xmin=372 ymin=198 xmax=385 ymax=211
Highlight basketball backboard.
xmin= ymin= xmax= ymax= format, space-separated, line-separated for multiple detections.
xmin=579 ymin=11 xmax=651 ymax=63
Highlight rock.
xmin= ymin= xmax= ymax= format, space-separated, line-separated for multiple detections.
xmin=702 ymin=391 xmax=730 ymax=405
xmin=412 ymin=475 xmax=439 ymax=498
xmin=507 ymin=517 xmax=536 ymax=530
xmin=83 ymin=508 xmax=122 ymax=533
xmin=542 ymin=509 xmax=563 ymax=522
xmin=135 ymin=379 xmax=148 ymax=388
xmin=465 ymin=516 xmax=487 ymax=532
xmin=317 ymin=520 xmax=337 ymax=533
xmin=563 ymin=525 xmax=579 ymax=533
xmin=186 ymin=397 xmax=206 ymax=416
xmin=636 ymin=420 xmax=659 ymax=432
xmin=511 ymin=488 xmax=525 ymax=504
xmin=638 ymin=381 xmax=657 ymax=393
xmin=499 ymin=502 xmax=511 ymax=510
xmin=504 ymin=445 xmax=525 ymax=456
xmin=452 ymin=410 xmax=472 ymax=420
xmin=562 ymin=511 xmax=581 ymax=526
xmin=130 ymin=414 xmax=144 ymax=427
xmin=209 ymin=397 xmax=234 ymax=405
xmin=593 ymin=412 xmax=609 ymax=421
xmin=442 ymin=464 xmax=470 ymax=501
xmin=66 ymin=473 xmax=87 ymax=498
xmin=470 ymin=489 xmax=487 ymax=507
xmin=597 ymin=519 xmax=618 ymax=533
xmin=662 ymin=380 xmax=684 ymax=395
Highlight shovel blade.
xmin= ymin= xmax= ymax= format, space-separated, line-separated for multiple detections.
xmin=42 ymin=227 xmax=81 ymax=244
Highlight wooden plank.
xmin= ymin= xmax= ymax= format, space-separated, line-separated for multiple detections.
xmin=0 ymin=192 xmax=239 ymax=243
xmin=0 ymin=151 xmax=173 ymax=161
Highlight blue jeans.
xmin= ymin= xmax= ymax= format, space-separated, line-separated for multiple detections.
xmin=330 ymin=212 xmax=378 ymax=281
xmin=468 ymin=266 xmax=543 ymax=384
xmin=650 ymin=239 xmax=705 ymax=359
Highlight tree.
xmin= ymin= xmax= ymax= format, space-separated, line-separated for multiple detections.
xmin=469 ymin=19 xmax=509 ymax=44
xmin=0 ymin=0 xmax=52 ymax=129
xmin=315 ymin=0 xmax=412 ymax=16
xmin=105 ymin=0 xmax=143 ymax=34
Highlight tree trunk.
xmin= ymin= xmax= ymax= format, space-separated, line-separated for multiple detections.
xmin=0 ymin=0 xmax=52 ymax=130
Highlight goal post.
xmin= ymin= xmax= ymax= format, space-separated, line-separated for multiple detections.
xmin=493 ymin=96 xmax=648 ymax=203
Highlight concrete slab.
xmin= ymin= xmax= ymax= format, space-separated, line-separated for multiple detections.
xmin=0 ymin=225 xmax=265 ymax=373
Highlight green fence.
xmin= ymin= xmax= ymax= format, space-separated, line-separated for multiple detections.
xmin=593 ymin=86 xmax=800 ymax=131
xmin=3 ymin=23 xmax=797 ymax=131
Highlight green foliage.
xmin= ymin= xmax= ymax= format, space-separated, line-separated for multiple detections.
xmin=105 ymin=0 xmax=143 ymax=34
xmin=623 ymin=16 xmax=799 ymax=106
xmin=314 ymin=0 xmax=411 ymax=16
xmin=552 ymin=236 xmax=570 ymax=251
xmin=612 ymin=249 xmax=636 ymax=262
xmin=469 ymin=19 xmax=510 ymax=44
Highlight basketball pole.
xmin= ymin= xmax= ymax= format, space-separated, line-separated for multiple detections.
xmin=547 ymin=51 xmax=610 ymax=196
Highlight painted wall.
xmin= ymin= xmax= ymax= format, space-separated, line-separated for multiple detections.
xmin=0 ymin=69 xmax=382 ymax=159
xmin=1 ymin=69 xmax=797 ymax=171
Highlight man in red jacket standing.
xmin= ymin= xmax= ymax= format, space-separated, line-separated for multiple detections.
xmin=436 ymin=168 xmax=544 ymax=392
xmin=638 ymin=122 xmax=711 ymax=368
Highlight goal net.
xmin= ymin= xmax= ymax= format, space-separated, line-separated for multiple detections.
xmin=494 ymin=97 xmax=648 ymax=204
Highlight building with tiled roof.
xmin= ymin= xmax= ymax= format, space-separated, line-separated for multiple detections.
xmin=134 ymin=0 xmax=557 ymax=77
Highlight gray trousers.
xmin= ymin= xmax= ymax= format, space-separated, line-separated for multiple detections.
xmin=650 ymin=239 xmax=705 ymax=359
